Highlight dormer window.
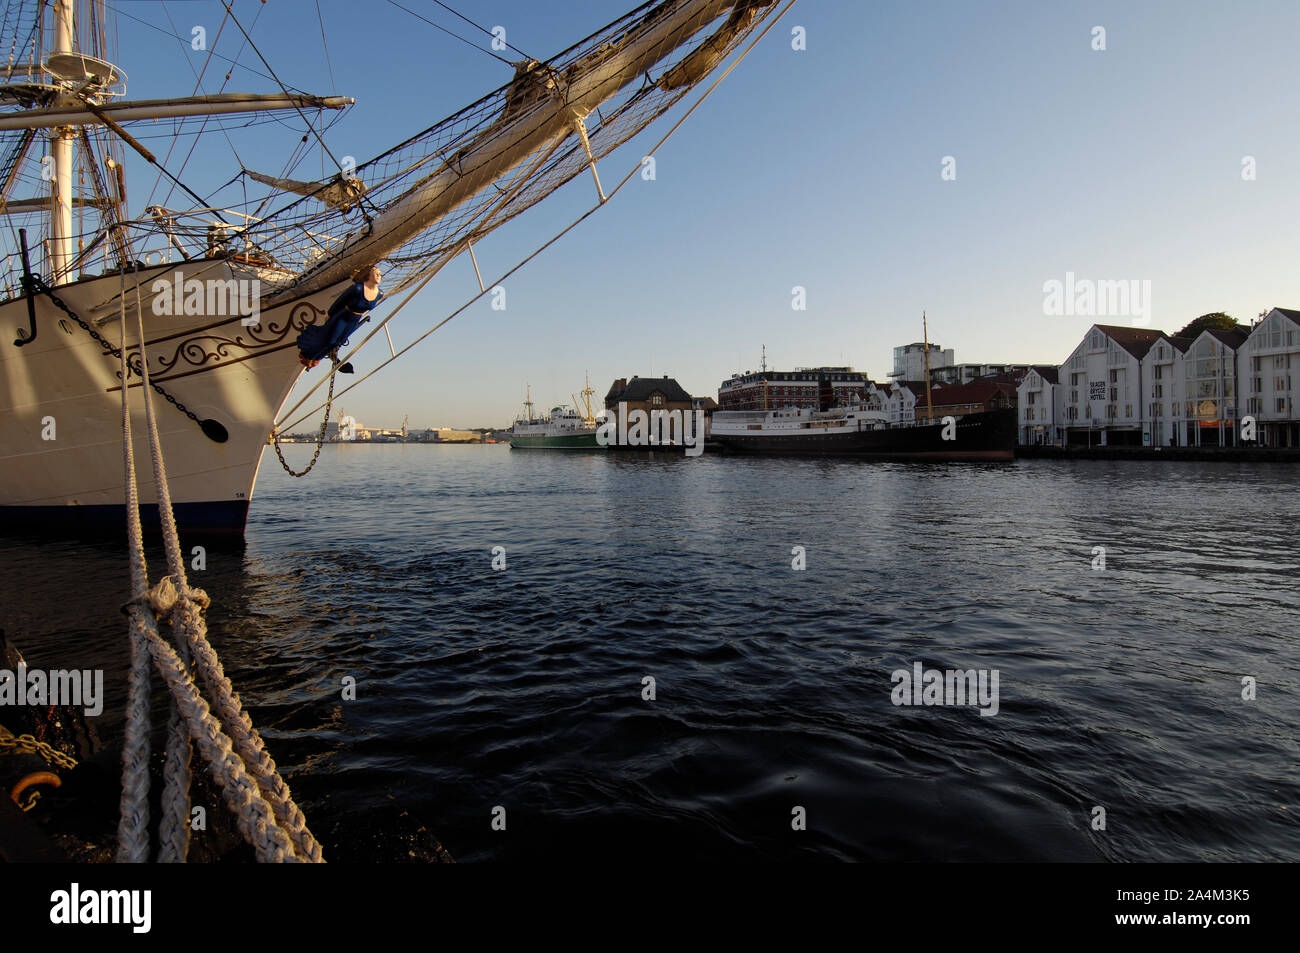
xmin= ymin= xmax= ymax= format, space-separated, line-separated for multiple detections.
xmin=651 ymin=394 xmax=664 ymax=406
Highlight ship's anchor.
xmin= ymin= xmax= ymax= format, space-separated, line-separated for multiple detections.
xmin=13 ymin=228 xmax=38 ymax=347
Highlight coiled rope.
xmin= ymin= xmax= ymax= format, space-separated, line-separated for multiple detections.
xmin=114 ymin=263 xmax=323 ymax=863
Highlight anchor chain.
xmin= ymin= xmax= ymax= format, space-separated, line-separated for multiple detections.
xmin=272 ymin=366 xmax=335 ymax=477
xmin=0 ymin=725 xmax=79 ymax=772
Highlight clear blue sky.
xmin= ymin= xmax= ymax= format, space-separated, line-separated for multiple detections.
xmin=111 ymin=0 xmax=1300 ymax=429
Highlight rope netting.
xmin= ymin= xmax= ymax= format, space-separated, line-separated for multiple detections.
xmin=244 ymin=0 xmax=779 ymax=298
xmin=0 ymin=2 xmax=778 ymax=301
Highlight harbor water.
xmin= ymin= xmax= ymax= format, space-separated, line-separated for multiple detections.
xmin=2 ymin=445 xmax=1297 ymax=861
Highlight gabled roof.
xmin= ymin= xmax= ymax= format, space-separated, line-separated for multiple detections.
xmin=1203 ymin=325 xmax=1250 ymax=349
xmin=1093 ymin=324 xmax=1164 ymax=360
xmin=1029 ymin=365 xmax=1059 ymax=384
xmin=1146 ymin=332 xmax=1192 ymax=355
xmin=611 ymin=376 xmax=693 ymax=403
xmin=1270 ymin=307 xmax=1300 ymax=326
xmin=893 ymin=381 xmax=928 ymax=400
xmin=927 ymin=379 xmax=1016 ymax=405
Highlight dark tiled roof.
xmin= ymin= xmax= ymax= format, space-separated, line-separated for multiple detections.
xmin=893 ymin=381 xmax=928 ymax=400
xmin=1204 ymin=326 xmax=1250 ymax=349
xmin=926 ymin=379 xmax=1015 ymax=405
xmin=1030 ymin=365 xmax=1059 ymax=383
xmin=1094 ymin=325 xmax=1164 ymax=360
xmin=610 ymin=376 xmax=693 ymax=403
xmin=1273 ymin=307 xmax=1300 ymax=325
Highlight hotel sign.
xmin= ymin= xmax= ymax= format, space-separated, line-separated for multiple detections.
xmin=1088 ymin=381 xmax=1106 ymax=401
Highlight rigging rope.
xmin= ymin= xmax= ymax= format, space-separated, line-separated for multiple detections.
xmin=427 ymin=0 xmax=538 ymax=62
xmin=113 ymin=259 xmax=324 ymax=863
xmin=276 ymin=0 xmax=797 ymax=434
xmin=384 ymin=0 xmax=514 ymax=67
xmin=220 ymin=1 xmax=364 ymax=210
xmin=148 ymin=1 xmax=238 ymax=211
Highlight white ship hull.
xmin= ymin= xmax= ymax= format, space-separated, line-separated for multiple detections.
xmin=0 ymin=260 xmax=345 ymax=536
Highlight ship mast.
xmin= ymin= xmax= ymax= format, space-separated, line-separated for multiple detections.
xmin=922 ymin=311 xmax=934 ymax=424
xmin=48 ymin=0 xmax=76 ymax=284
xmin=572 ymin=371 xmax=596 ymax=425
xmin=2 ymin=0 xmax=351 ymax=286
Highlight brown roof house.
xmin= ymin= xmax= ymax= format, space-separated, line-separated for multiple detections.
xmin=602 ymin=375 xmax=699 ymax=450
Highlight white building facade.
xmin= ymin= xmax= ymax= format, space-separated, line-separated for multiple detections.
xmin=1241 ymin=308 xmax=1300 ymax=447
xmin=1060 ymin=325 xmax=1160 ymax=446
xmin=1141 ymin=334 xmax=1187 ymax=447
xmin=890 ymin=342 xmax=954 ymax=381
xmin=1178 ymin=328 xmax=1245 ymax=447
xmin=1017 ymin=367 xmax=1061 ymax=445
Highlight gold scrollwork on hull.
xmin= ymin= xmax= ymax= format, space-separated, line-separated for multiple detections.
xmin=113 ymin=300 xmax=326 ymax=385
xmin=150 ymin=301 xmax=325 ymax=374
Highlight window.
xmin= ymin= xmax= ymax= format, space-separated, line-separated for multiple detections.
xmin=1278 ymin=398 xmax=1288 ymax=413
xmin=651 ymin=394 xmax=664 ymax=407
xmin=1154 ymin=365 xmax=1164 ymax=380
xmin=1109 ymin=369 xmax=1119 ymax=383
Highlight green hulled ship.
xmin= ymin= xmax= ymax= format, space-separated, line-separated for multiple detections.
xmin=509 ymin=381 xmax=602 ymax=450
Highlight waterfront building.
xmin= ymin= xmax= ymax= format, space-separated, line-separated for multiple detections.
xmin=717 ymin=367 xmax=869 ymax=411
xmin=1059 ymin=325 xmax=1163 ymax=446
xmin=1175 ymin=326 xmax=1248 ymax=447
xmin=1027 ymin=319 xmax=1264 ymax=448
xmin=1139 ymin=333 xmax=1192 ymax=447
xmin=1017 ymin=366 xmax=1061 ymax=446
xmin=932 ymin=362 xmax=1032 ymax=386
xmin=605 ymin=376 xmax=694 ymax=411
xmin=918 ymin=379 xmax=1016 ymax=424
xmin=1241 ymin=307 xmax=1300 ymax=447
xmin=889 ymin=343 xmax=954 ymax=381
xmin=879 ymin=381 xmax=918 ymax=426
xmin=605 ymin=376 xmax=694 ymax=440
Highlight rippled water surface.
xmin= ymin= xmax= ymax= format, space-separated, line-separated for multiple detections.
xmin=2 ymin=445 xmax=1298 ymax=861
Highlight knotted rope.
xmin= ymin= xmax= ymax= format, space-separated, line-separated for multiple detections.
xmin=115 ymin=265 xmax=324 ymax=863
